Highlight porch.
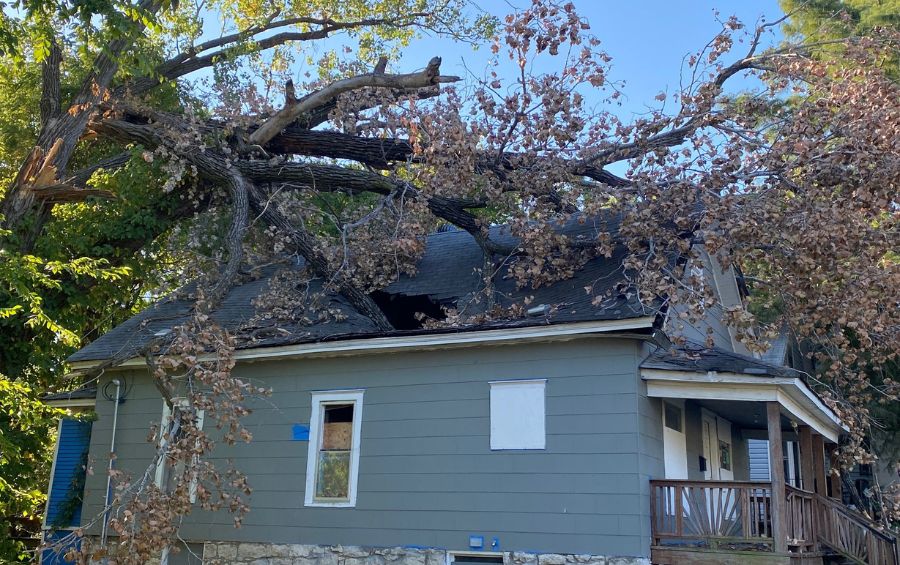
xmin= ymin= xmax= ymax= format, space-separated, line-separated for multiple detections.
xmin=641 ymin=347 xmax=899 ymax=564
xmin=649 ymin=479 xmax=899 ymax=564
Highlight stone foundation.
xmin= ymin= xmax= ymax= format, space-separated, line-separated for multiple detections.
xmin=200 ymin=543 xmax=650 ymax=565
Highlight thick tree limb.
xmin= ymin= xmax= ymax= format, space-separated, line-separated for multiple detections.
xmin=263 ymin=127 xmax=631 ymax=187
xmin=246 ymin=184 xmax=394 ymax=331
xmin=39 ymin=39 xmax=62 ymax=130
xmin=234 ymin=159 xmax=395 ymax=194
xmin=93 ymin=118 xmax=575 ymax=256
xmin=265 ymin=128 xmax=414 ymax=168
xmin=248 ymin=57 xmax=459 ymax=147
xmin=209 ymin=172 xmax=250 ymax=304
xmin=94 ymin=118 xmax=393 ymax=329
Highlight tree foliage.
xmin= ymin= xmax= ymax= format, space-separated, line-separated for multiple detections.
xmin=0 ymin=0 xmax=897 ymax=560
xmin=780 ymin=0 xmax=898 ymax=75
xmin=0 ymin=375 xmax=62 ymax=559
xmin=779 ymin=0 xmax=900 ymax=522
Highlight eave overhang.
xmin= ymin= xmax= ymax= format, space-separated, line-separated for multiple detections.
xmin=68 ymin=315 xmax=658 ymax=372
xmin=641 ymin=368 xmax=846 ymax=443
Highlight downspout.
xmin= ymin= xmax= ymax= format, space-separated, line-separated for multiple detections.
xmin=100 ymin=379 xmax=121 ymax=548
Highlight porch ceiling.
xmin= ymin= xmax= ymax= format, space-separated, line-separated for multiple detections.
xmin=641 ymin=368 xmax=845 ymax=443
xmin=685 ymin=398 xmax=800 ymax=436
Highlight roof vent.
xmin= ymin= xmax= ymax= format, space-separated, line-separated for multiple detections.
xmin=153 ymin=329 xmax=172 ymax=337
xmin=743 ymin=367 xmax=769 ymax=375
xmin=526 ymin=304 xmax=550 ymax=317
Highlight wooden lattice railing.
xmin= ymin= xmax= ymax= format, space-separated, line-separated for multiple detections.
xmin=786 ymin=485 xmax=817 ymax=552
xmin=650 ymin=480 xmax=774 ymax=549
xmin=651 ymin=480 xmax=900 ymax=564
xmin=815 ymin=491 xmax=899 ymax=565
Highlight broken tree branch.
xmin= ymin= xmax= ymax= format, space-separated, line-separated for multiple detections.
xmin=248 ymin=56 xmax=459 ymax=147
xmin=1 ymin=0 xmax=166 ymax=238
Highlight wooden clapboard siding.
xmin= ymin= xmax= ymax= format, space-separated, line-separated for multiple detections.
xmin=81 ymin=337 xmax=653 ymax=557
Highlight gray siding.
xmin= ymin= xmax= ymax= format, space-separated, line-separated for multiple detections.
xmin=81 ymin=338 xmax=652 ymax=557
xmin=636 ymin=345 xmax=665 ymax=544
xmin=669 ymin=249 xmax=748 ymax=355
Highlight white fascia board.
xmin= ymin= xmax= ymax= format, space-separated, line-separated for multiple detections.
xmin=642 ymin=369 xmax=844 ymax=442
xmin=641 ymin=368 xmax=797 ymax=387
xmin=44 ymin=398 xmax=96 ymax=409
xmin=68 ymin=316 xmax=656 ymax=371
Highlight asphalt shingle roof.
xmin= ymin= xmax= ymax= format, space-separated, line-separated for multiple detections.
xmin=68 ymin=216 xmax=659 ymax=363
xmin=641 ymin=342 xmax=804 ymax=379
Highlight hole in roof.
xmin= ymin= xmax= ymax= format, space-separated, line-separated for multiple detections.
xmin=370 ymin=291 xmax=446 ymax=330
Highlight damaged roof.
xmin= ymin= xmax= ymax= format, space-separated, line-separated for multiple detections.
xmin=68 ymin=217 xmax=661 ymax=364
xmin=641 ymin=341 xmax=804 ymax=379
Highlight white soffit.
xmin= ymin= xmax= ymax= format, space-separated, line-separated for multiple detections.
xmin=641 ymin=369 xmax=844 ymax=443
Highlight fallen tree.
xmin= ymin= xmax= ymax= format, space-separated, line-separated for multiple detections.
xmin=1 ymin=0 xmax=897 ymax=561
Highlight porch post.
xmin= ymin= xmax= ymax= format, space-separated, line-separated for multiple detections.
xmin=828 ymin=446 xmax=842 ymax=500
xmin=812 ymin=434 xmax=827 ymax=496
xmin=767 ymin=401 xmax=788 ymax=553
xmin=799 ymin=425 xmax=815 ymax=491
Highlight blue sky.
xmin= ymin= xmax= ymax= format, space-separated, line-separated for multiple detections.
xmin=395 ymin=0 xmax=787 ymax=120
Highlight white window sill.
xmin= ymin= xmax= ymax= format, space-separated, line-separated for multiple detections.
xmin=304 ymin=500 xmax=356 ymax=508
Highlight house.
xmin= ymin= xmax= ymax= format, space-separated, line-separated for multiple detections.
xmin=41 ymin=220 xmax=898 ymax=565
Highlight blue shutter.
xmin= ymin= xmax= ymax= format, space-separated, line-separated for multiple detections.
xmin=45 ymin=418 xmax=92 ymax=528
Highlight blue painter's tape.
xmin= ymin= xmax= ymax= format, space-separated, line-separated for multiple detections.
xmin=292 ymin=424 xmax=310 ymax=441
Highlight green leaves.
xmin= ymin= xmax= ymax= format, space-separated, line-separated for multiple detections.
xmin=0 ymin=253 xmax=127 ymax=346
xmin=0 ymin=375 xmax=61 ymax=558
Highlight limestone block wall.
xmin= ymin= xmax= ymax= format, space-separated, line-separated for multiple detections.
xmin=199 ymin=543 xmax=651 ymax=565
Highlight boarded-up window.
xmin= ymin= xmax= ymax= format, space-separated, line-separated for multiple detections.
xmin=305 ymin=390 xmax=364 ymax=507
xmin=490 ymin=380 xmax=546 ymax=450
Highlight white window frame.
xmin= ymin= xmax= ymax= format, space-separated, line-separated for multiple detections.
xmin=489 ymin=379 xmax=546 ymax=450
xmin=155 ymin=397 xmax=205 ymax=504
xmin=304 ymin=389 xmax=365 ymax=508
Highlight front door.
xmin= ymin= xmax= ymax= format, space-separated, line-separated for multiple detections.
xmin=701 ymin=409 xmax=734 ymax=480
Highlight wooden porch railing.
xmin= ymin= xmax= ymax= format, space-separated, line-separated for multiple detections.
xmin=815 ymin=491 xmax=899 ymax=565
xmin=652 ymin=480 xmax=900 ymax=564
xmin=650 ymin=480 xmax=774 ymax=549
xmin=786 ymin=485 xmax=817 ymax=552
